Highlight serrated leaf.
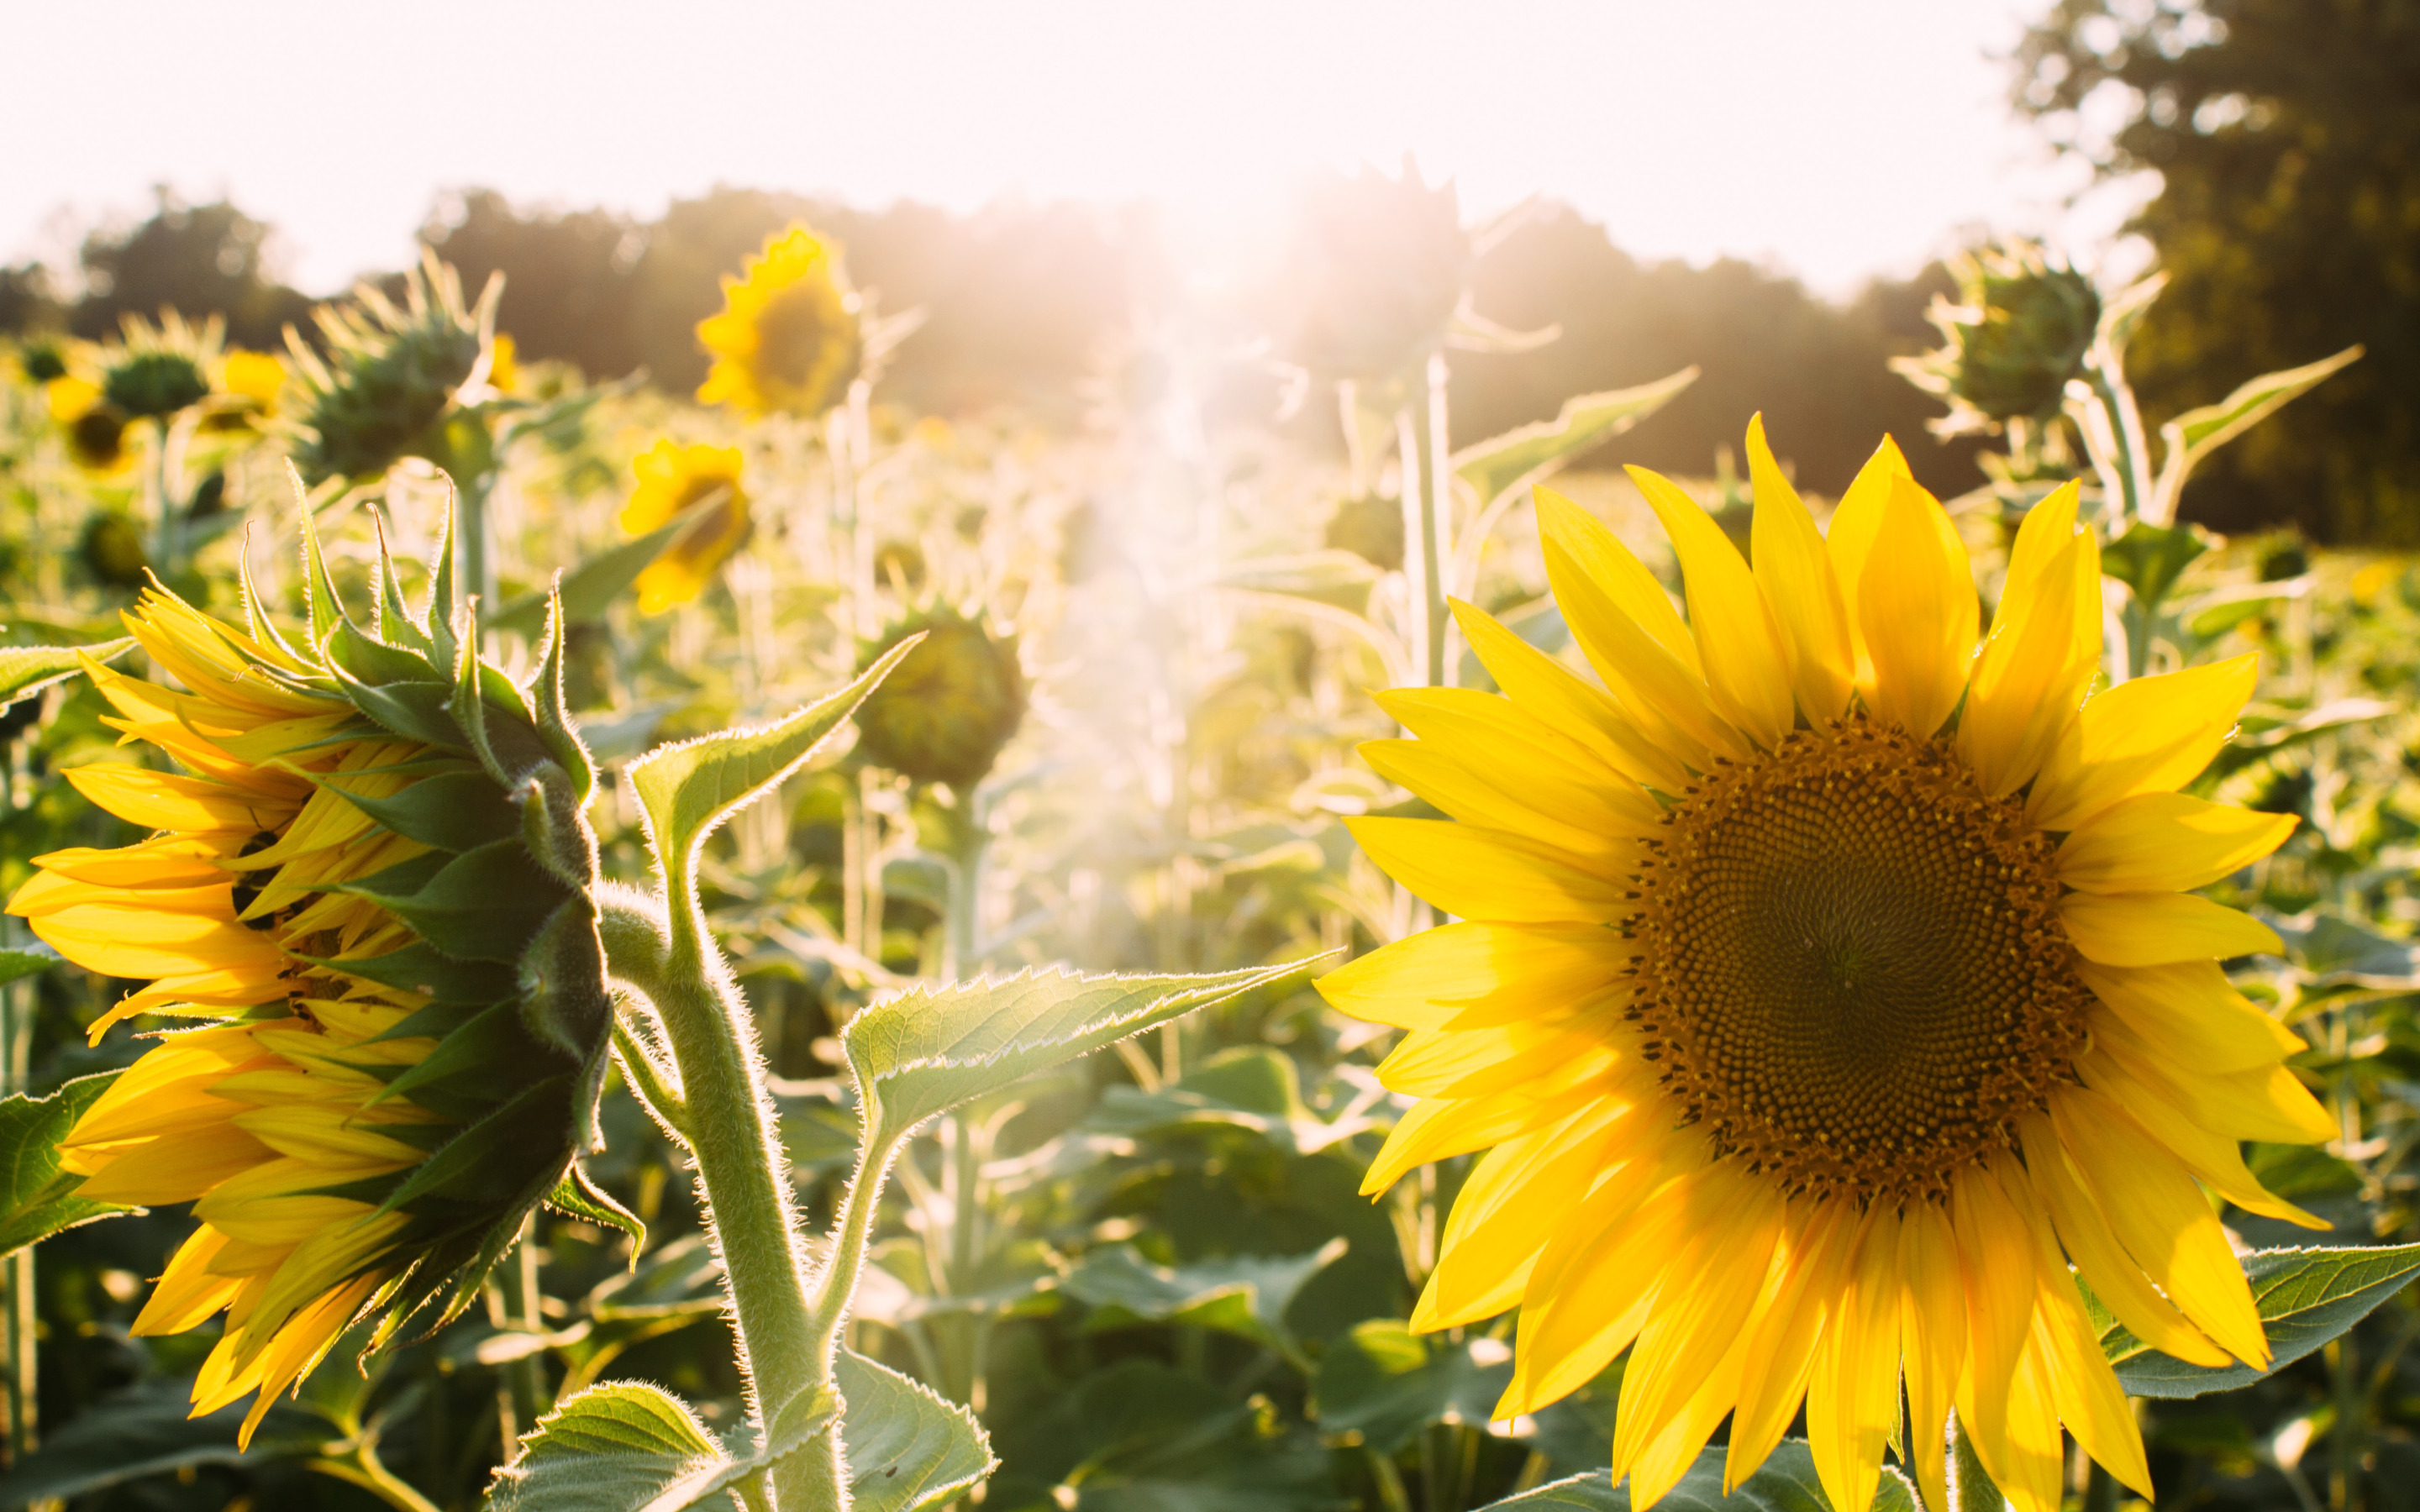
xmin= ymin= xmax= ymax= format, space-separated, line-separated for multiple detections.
xmin=635 ymin=1385 xmax=837 ymax=1512
xmin=0 ymin=942 xmax=60 ymax=987
xmin=0 ymin=1072 xmax=126 ymax=1257
xmin=487 ymin=511 xmax=711 ymax=638
xmin=0 ymin=1374 xmax=325 ymax=1506
xmin=840 ymin=1349 xmax=992 ymax=1512
xmin=486 ymin=1382 xmax=737 ymax=1512
xmin=1450 ymin=369 xmax=1697 ymax=508
xmin=2102 ymin=1243 xmax=2420 ymax=1398
xmin=1313 ymin=1319 xmax=1517 ymax=1454
xmin=1478 ymin=1441 xmax=1918 ymax=1510
xmin=0 ymin=638 xmax=134 ymax=711
xmin=629 ymin=643 xmax=918 ymax=881
xmin=1065 ymin=1238 xmax=1344 ymax=1364
xmin=844 ymin=959 xmax=1317 ymax=1139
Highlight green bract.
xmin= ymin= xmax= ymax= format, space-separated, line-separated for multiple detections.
xmin=283 ymin=249 xmax=497 ymax=483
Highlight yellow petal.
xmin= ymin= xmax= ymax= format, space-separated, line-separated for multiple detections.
xmin=1316 ymin=921 xmax=1622 ymax=1034
xmin=2058 ymin=791 xmax=2297 ymax=894
xmin=2028 ymin=655 xmax=2260 ymax=830
xmin=2076 ymin=1047 xmax=2325 ymax=1228
xmin=132 ymin=1226 xmax=246 ymax=1336
xmin=64 ymin=764 xmax=292 ymax=835
xmin=1450 ymin=599 xmax=1691 ymax=792
xmin=1824 ymin=437 xmax=1914 ymax=685
xmin=1612 ymin=1172 xmax=1783 ymax=1482
xmin=2059 ymin=891 xmax=2281 ymax=966
xmin=1629 ymin=465 xmax=1797 ymax=747
xmin=2093 ymin=1014 xmax=2336 ymax=1143
xmin=1745 ymin=415 xmax=1854 ymax=721
xmin=1361 ymin=1075 xmax=1615 ymax=1194
xmin=1498 ymin=1159 xmax=1702 ymax=1416
xmin=1377 ymin=1008 xmax=1624 ymax=1100
xmin=1858 ymin=475 xmax=1977 ymax=738
xmin=1959 ymin=530 xmax=2087 ymax=797
xmin=1533 ymin=487 xmax=1700 ymax=668
xmin=2048 ymin=1085 xmax=2270 ymax=1365
xmin=1949 ymin=1159 xmax=2038 ymax=1454
xmin=1804 ymin=1206 xmax=1902 ymax=1512
xmin=2075 ymin=958 xmax=2306 ymax=1073
xmin=1345 ymin=816 xmax=1627 ymax=924
xmin=1896 ymin=1201 xmax=1967 ymax=1512
xmin=72 ymin=1125 xmax=273 ymax=1205
xmin=1415 ymin=1097 xmax=1644 ymax=1330
xmin=1726 ymin=1202 xmax=1857 ymax=1492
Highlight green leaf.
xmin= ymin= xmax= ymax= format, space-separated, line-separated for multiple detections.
xmin=342 ymin=838 xmax=568 ymax=964
xmin=0 ymin=638 xmax=134 ymax=711
xmin=635 ymin=1385 xmax=837 ymax=1512
xmin=1476 ymin=1441 xmax=1918 ymax=1511
xmin=0 ymin=942 xmax=60 ymax=987
xmin=844 ymin=958 xmax=1318 ymax=1139
xmin=1064 ymin=1239 xmax=1345 ymax=1364
xmin=2101 ymin=520 xmax=2213 ymax=610
xmin=548 ymin=1166 xmax=644 ymax=1254
xmin=1312 ymin=1319 xmax=1516 ymax=1453
xmin=2266 ymin=912 xmax=2420 ymax=990
xmin=329 ymin=767 xmax=521 ymax=853
xmin=629 ymin=642 xmax=918 ymax=881
xmin=2162 ymin=344 xmax=2363 ymax=475
xmin=0 ymin=1375 xmax=326 ymax=1506
xmin=2096 ymin=270 xmax=2167 ymax=358
xmin=1450 ymin=369 xmax=1697 ymax=508
xmin=1086 ymin=1045 xmax=1381 ymax=1156
xmin=0 ymin=1072 xmax=126 ymax=1257
xmin=840 ymin=1348 xmax=993 ymax=1512
xmin=486 ymin=1381 xmax=735 ymax=1512
xmin=487 ymin=511 xmax=708 ymax=638
xmin=2102 ymin=1243 xmax=2420 ymax=1399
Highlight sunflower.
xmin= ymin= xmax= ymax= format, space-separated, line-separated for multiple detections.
xmin=1319 ymin=417 xmax=2329 ymax=1512
xmin=852 ymin=606 xmax=1026 ymax=790
xmin=46 ymin=375 xmax=133 ymax=474
xmin=4 ymin=506 xmax=617 ymax=1444
xmin=695 ymin=225 xmax=861 ymax=418
xmin=219 ymin=349 xmax=288 ymax=410
xmin=619 ymin=438 xmax=751 ymax=612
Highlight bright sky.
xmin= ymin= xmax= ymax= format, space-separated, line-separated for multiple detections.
xmin=8 ymin=0 xmax=2132 ymax=300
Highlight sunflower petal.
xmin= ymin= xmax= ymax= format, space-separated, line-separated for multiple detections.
xmin=2059 ymin=891 xmax=2281 ymax=965
xmin=2028 ymin=655 xmax=2260 ymax=830
xmin=1857 ymin=475 xmax=1977 ymax=738
xmin=1629 ymin=465 xmax=1797 ymax=747
xmin=1746 ymin=415 xmax=1854 ymax=721
xmin=2059 ymin=791 xmax=2297 ymax=894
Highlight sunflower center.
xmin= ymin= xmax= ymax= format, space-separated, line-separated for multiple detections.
xmin=755 ymin=284 xmax=842 ymax=390
xmin=1626 ymin=715 xmax=2092 ymax=1205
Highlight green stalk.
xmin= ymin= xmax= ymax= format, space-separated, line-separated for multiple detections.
xmin=459 ymin=469 xmax=495 ymax=606
xmin=2081 ymin=1462 xmax=2118 ymax=1512
xmin=151 ymin=416 xmax=183 ymax=580
xmin=1424 ymin=350 xmax=1455 ymax=688
xmin=598 ymin=894 xmax=839 ymax=1506
xmin=1949 ymin=1410 xmax=2002 ymax=1512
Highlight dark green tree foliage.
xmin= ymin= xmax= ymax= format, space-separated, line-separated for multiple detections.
xmin=419 ymin=190 xmax=648 ymax=379
xmin=2016 ymin=0 xmax=2420 ymax=542
xmin=1447 ymin=204 xmax=1984 ymax=499
xmin=67 ymin=191 xmax=312 ymax=351
xmin=0 ymin=265 xmax=60 ymax=337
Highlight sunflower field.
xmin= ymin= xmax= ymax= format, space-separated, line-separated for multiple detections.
xmin=0 ymin=184 xmax=2413 ymax=1512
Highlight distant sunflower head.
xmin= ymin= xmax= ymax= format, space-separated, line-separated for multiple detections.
xmin=282 ymin=249 xmax=497 ymax=484
xmin=79 ymin=511 xmax=148 ymax=588
xmin=1901 ymin=242 xmax=2100 ymax=431
xmin=102 ymin=311 xmax=222 ymax=421
xmin=19 ymin=339 xmax=68 ymax=386
xmin=1322 ymin=416 xmax=2327 ymax=1512
xmin=1284 ymin=163 xmax=1470 ymax=382
xmin=853 ymin=606 xmax=1024 ymax=790
xmin=618 ymin=438 xmax=751 ymax=613
xmin=7 ymin=484 xmax=621 ymax=1445
xmin=54 ymin=382 xmax=132 ymax=475
xmin=696 ymin=224 xmax=862 ymax=418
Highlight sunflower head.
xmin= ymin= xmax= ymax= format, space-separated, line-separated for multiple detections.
xmin=1284 ymin=163 xmax=1470 ymax=383
xmin=1903 ymin=243 xmax=2100 ymax=430
xmin=19 ymin=339 xmax=68 ymax=385
xmin=1323 ymin=416 xmax=2327 ymax=1512
xmin=63 ymin=399 xmax=133 ymax=474
xmin=618 ymin=438 xmax=751 ymax=613
xmin=695 ymin=224 xmax=862 ymax=419
xmin=102 ymin=311 xmax=223 ymax=421
xmin=852 ymin=606 xmax=1025 ymax=791
xmin=79 ymin=511 xmax=148 ymax=588
xmin=282 ymin=249 xmax=498 ymax=484
xmin=1325 ymin=492 xmax=1406 ymax=572
xmin=8 ymin=477 xmax=619 ymax=1442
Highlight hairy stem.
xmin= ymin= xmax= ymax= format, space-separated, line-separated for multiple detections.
xmin=1949 ymin=1409 xmax=2002 ymax=1512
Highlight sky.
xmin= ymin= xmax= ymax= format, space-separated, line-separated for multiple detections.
xmin=7 ymin=0 xmax=2139 ymax=301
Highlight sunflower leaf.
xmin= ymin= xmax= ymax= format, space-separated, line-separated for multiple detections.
xmin=0 ymin=1072 xmax=128 ymax=1257
xmin=2100 ymin=1243 xmax=2420 ymax=1398
xmin=1450 ymin=369 xmax=1697 ymax=509
xmin=487 ymin=511 xmax=702 ymax=638
xmin=1066 ymin=1238 xmax=1344 ymax=1368
xmin=1472 ymin=1441 xmax=1918 ymax=1510
xmin=844 ymin=959 xmax=1320 ymax=1141
xmin=0 ymin=943 xmax=60 ymax=988
xmin=839 ymin=1349 xmax=992 ymax=1512
xmin=1311 ymin=1318 xmax=1517 ymax=1454
xmin=0 ymin=638 xmax=134 ymax=712
xmin=486 ymin=1381 xmax=737 ymax=1512
xmin=628 ymin=641 xmax=918 ymax=881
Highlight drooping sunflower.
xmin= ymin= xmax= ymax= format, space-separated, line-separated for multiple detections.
xmin=618 ymin=438 xmax=751 ymax=612
xmin=851 ymin=606 xmax=1025 ymax=791
xmin=6 ymin=498 xmax=619 ymax=1444
xmin=1320 ymin=417 xmax=2329 ymax=1512
xmin=695 ymin=225 xmax=862 ymax=419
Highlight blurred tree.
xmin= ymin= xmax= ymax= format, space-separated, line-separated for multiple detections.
xmin=2015 ymin=0 xmax=2420 ymax=542
xmin=0 ymin=264 xmax=61 ymax=335
xmin=420 ymin=188 xmax=646 ymax=378
xmin=68 ymin=189 xmax=313 ymax=349
xmin=1448 ymin=203 xmax=1981 ymax=499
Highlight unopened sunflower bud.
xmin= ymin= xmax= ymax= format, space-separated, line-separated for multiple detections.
xmin=283 ymin=249 xmax=496 ymax=484
xmin=1903 ymin=243 xmax=2100 ymax=428
xmin=853 ymin=607 xmax=1025 ymax=790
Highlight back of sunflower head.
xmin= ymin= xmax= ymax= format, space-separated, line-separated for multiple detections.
xmin=5 ymin=471 xmax=620 ymax=1443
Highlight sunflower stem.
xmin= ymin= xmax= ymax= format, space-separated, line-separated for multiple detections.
xmin=2081 ymin=1462 xmax=2118 ymax=1512
xmin=597 ymin=890 xmax=838 ymax=1507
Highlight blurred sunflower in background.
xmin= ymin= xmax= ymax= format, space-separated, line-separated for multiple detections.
xmin=1323 ymin=417 xmax=2328 ymax=1512
xmin=695 ymin=223 xmax=862 ymax=418
xmin=619 ymin=438 xmax=751 ymax=612
xmin=852 ymin=605 xmax=1026 ymax=791
xmin=45 ymin=373 xmax=133 ymax=475
xmin=102 ymin=311 xmax=218 ymax=423
xmin=5 ymin=520 xmax=615 ymax=1443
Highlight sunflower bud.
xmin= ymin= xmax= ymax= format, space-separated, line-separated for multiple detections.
xmin=852 ymin=607 xmax=1025 ymax=790
xmin=1902 ymin=243 xmax=2100 ymax=429
xmin=618 ymin=439 xmax=751 ymax=612
xmin=6 ymin=483 xmax=617 ymax=1445
xmin=1282 ymin=164 xmax=1470 ymax=383
xmin=102 ymin=312 xmax=221 ymax=421
xmin=64 ymin=402 xmax=131 ymax=474
xmin=283 ymin=249 xmax=497 ymax=483
xmin=79 ymin=512 xmax=148 ymax=588
xmin=696 ymin=224 xmax=862 ymax=418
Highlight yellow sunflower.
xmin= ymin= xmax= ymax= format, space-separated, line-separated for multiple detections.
xmin=6 ymin=521 xmax=617 ymax=1444
xmin=620 ymin=438 xmax=752 ymax=612
xmin=1320 ymin=417 xmax=2328 ymax=1512
xmin=218 ymin=348 xmax=288 ymax=410
xmin=695 ymin=224 xmax=861 ymax=418
xmin=46 ymin=375 xmax=134 ymax=475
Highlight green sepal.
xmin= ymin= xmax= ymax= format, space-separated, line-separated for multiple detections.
xmin=520 ymin=768 xmax=601 ymax=890
xmin=324 ymin=616 xmax=445 ymax=690
xmin=297 ymin=490 xmax=344 ymax=648
xmin=311 ymin=941 xmax=514 ymax=1005
xmin=380 ymin=1074 xmax=576 ymax=1214
xmin=374 ymin=1001 xmax=560 ymax=1121
xmin=324 ymin=659 xmax=471 ymax=753
xmin=329 ymin=769 xmax=521 ymax=855
xmin=516 ymin=899 xmax=613 ymax=1067
xmin=242 ymin=482 xmax=313 ymax=665
xmin=546 ymin=1163 xmax=645 ymax=1255
xmin=341 ymin=839 xmax=569 ymax=965
xmin=367 ymin=505 xmax=438 ymax=658
xmin=425 ymin=483 xmax=462 ymax=671
xmin=344 ymin=852 xmax=452 ymax=902
xmin=529 ymin=593 xmax=596 ymax=806
xmin=369 ymin=999 xmax=492 ymax=1047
